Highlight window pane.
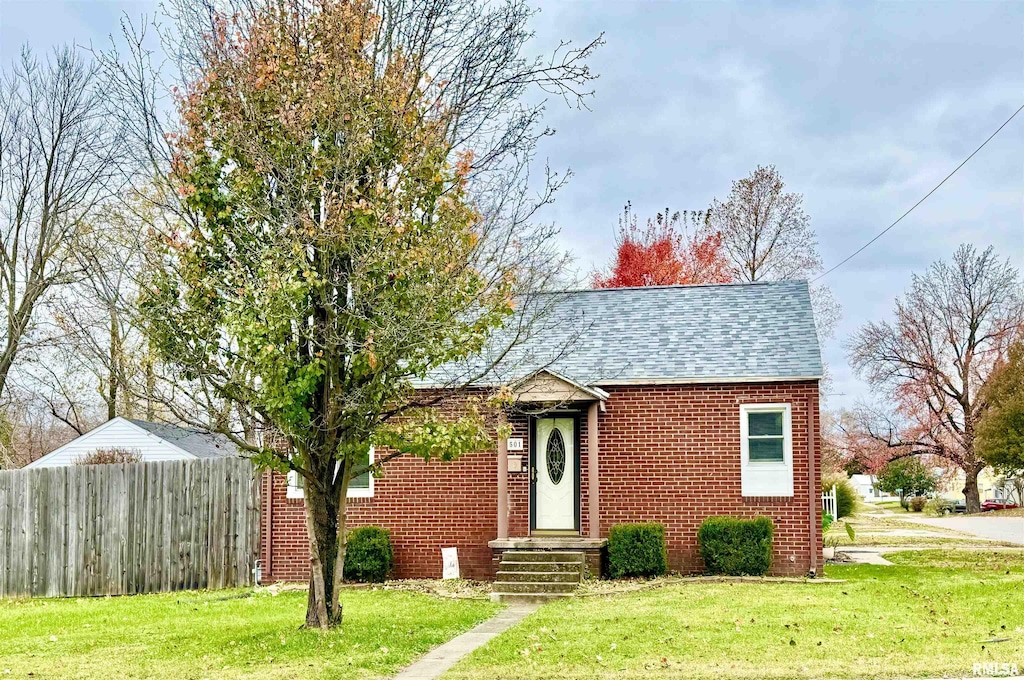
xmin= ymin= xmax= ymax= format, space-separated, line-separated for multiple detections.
xmin=748 ymin=437 xmax=784 ymax=462
xmin=748 ymin=411 xmax=783 ymax=436
xmin=350 ymin=449 xmax=371 ymax=489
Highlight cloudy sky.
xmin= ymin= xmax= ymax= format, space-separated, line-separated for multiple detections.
xmin=2 ymin=0 xmax=1022 ymax=409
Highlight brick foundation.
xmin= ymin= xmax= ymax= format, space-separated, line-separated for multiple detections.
xmin=262 ymin=381 xmax=822 ymax=582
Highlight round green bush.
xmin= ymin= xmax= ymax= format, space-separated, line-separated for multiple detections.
xmin=343 ymin=526 xmax=393 ymax=583
xmin=821 ymin=473 xmax=857 ymax=518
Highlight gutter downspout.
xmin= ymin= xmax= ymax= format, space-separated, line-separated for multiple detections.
xmin=264 ymin=471 xmax=273 ymax=582
xmin=807 ymin=393 xmax=818 ymax=577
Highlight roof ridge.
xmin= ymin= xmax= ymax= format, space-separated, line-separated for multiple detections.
xmin=128 ymin=418 xmax=215 ymax=436
xmin=538 ymin=280 xmax=808 ymax=295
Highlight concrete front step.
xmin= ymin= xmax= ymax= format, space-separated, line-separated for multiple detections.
xmin=492 ymin=549 xmax=586 ymax=601
xmin=493 ymin=581 xmax=578 ymax=594
xmin=498 ymin=560 xmax=584 ymax=573
xmin=490 ymin=592 xmax=568 ymax=604
xmin=500 ymin=551 xmax=585 ymax=563
xmin=495 ymin=570 xmax=581 ymax=583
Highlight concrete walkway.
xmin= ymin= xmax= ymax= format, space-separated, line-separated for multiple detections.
xmin=837 ymin=547 xmax=893 ymax=565
xmin=394 ymin=603 xmax=539 ymax=679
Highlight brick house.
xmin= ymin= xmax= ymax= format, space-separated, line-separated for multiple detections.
xmin=260 ymin=280 xmax=824 ymax=583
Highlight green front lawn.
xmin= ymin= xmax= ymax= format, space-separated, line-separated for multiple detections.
xmin=0 ymin=587 xmax=498 ymax=679
xmin=447 ymin=550 xmax=1024 ymax=680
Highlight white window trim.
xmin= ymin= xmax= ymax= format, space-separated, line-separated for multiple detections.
xmin=740 ymin=403 xmax=793 ymax=497
xmin=287 ymin=447 xmax=375 ymax=499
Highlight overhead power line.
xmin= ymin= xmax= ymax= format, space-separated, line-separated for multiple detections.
xmin=813 ymin=102 xmax=1024 ymax=283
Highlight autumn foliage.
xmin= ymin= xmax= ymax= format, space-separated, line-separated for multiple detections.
xmin=142 ymin=0 xmax=600 ymax=630
xmin=593 ymin=204 xmax=731 ymax=288
xmin=848 ymin=245 xmax=1024 ymax=512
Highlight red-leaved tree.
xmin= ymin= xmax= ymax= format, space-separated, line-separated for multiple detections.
xmin=593 ymin=203 xmax=731 ymax=288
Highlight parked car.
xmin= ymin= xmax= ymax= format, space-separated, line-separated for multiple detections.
xmin=981 ymin=499 xmax=1019 ymax=512
xmin=935 ymin=498 xmax=966 ymax=515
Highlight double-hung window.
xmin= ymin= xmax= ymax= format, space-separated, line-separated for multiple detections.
xmin=740 ymin=404 xmax=793 ymax=497
xmin=287 ymin=447 xmax=374 ymax=499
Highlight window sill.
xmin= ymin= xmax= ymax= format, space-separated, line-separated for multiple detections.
xmin=741 ymin=495 xmax=794 ymax=504
xmin=285 ymin=494 xmax=374 ymax=504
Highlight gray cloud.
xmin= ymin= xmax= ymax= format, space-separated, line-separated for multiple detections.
xmin=3 ymin=0 xmax=1021 ymax=409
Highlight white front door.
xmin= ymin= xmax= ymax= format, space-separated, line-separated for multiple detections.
xmin=533 ymin=417 xmax=577 ymax=531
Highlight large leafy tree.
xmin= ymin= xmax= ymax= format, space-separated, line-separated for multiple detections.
xmin=592 ymin=203 xmax=730 ymax=288
xmin=129 ymin=0 xmax=599 ymax=628
xmin=976 ymin=341 xmax=1024 ymax=479
xmin=849 ymin=245 xmax=1024 ymax=513
xmin=875 ymin=457 xmax=938 ymax=504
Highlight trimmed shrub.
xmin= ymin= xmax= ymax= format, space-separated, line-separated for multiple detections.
xmin=698 ymin=516 xmax=774 ymax=576
xmin=909 ymin=496 xmax=927 ymax=512
xmin=607 ymin=523 xmax=668 ymax=578
xmin=821 ymin=473 xmax=858 ymax=518
xmin=343 ymin=526 xmax=393 ymax=582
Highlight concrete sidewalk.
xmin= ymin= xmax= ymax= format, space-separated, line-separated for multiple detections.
xmin=394 ymin=603 xmax=539 ymax=679
xmin=898 ymin=515 xmax=1024 ymax=545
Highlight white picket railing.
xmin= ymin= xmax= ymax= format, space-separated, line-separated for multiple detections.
xmin=821 ymin=484 xmax=838 ymax=520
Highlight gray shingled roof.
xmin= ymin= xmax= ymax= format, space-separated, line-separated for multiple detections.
xmin=418 ymin=280 xmax=822 ymax=387
xmin=128 ymin=420 xmax=242 ymax=459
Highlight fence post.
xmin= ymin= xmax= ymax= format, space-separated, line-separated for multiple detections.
xmin=820 ymin=485 xmax=838 ymax=521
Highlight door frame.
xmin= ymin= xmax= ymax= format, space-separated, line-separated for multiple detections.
xmin=529 ymin=411 xmax=582 ymax=534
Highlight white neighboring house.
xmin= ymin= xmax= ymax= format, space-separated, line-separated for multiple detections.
xmin=849 ymin=473 xmax=899 ymax=503
xmin=24 ymin=417 xmax=242 ymax=468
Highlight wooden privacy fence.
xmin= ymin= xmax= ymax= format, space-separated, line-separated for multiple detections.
xmin=0 ymin=457 xmax=260 ymax=598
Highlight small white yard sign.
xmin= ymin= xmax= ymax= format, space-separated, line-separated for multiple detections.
xmin=441 ymin=547 xmax=460 ymax=580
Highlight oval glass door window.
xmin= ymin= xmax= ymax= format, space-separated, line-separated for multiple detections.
xmin=546 ymin=428 xmax=566 ymax=484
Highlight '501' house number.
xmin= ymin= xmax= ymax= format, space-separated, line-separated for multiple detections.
xmin=506 ymin=437 xmax=524 ymax=451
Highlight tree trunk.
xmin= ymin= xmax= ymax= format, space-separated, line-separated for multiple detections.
xmin=144 ymin=356 xmax=155 ymax=421
xmin=108 ymin=309 xmax=120 ymax=421
xmin=962 ymin=467 xmax=982 ymax=514
xmin=302 ymin=461 xmax=350 ymax=629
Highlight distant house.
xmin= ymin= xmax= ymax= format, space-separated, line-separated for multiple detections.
xmin=24 ymin=417 xmax=242 ymax=468
xmin=849 ymin=473 xmax=898 ymax=503
xmin=937 ymin=467 xmax=1015 ymax=504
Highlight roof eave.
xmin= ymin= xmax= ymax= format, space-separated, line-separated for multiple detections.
xmin=413 ymin=374 xmax=821 ymax=390
xmin=591 ymin=375 xmax=823 ymax=386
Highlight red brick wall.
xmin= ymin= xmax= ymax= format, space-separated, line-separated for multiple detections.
xmin=594 ymin=382 xmax=821 ymax=576
xmin=261 ymin=380 xmax=821 ymax=582
xmin=261 ymin=448 xmax=499 ymax=582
